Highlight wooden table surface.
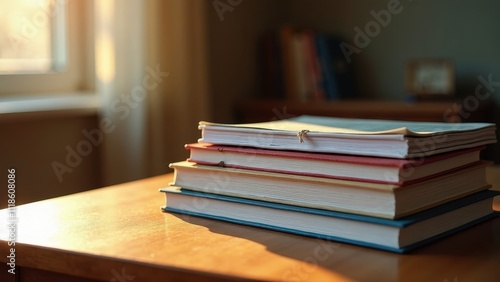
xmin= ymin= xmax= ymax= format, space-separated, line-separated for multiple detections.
xmin=1 ymin=171 xmax=500 ymax=282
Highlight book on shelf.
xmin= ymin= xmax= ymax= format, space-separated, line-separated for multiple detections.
xmin=320 ymin=35 xmax=357 ymax=99
xmin=315 ymin=34 xmax=358 ymax=100
xmin=290 ymin=31 xmax=310 ymax=101
xmin=160 ymin=187 xmax=499 ymax=253
xmin=261 ymin=26 xmax=357 ymax=101
xmin=198 ymin=115 xmax=496 ymax=158
xmin=302 ymin=30 xmax=325 ymax=100
xmin=289 ymin=29 xmax=326 ymax=101
xmin=169 ymin=161 xmax=491 ymax=219
xmin=315 ymin=34 xmax=339 ymax=100
xmin=186 ymin=143 xmax=483 ymax=185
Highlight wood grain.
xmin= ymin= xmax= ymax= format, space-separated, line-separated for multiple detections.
xmin=1 ymin=171 xmax=499 ymax=281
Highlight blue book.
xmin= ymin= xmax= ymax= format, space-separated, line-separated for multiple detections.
xmin=315 ymin=35 xmax=340 ymax=100
xmin=324 ymin=36 xmax=358 ymax=99
xmin=315 ymin=35 xmax=357 ymax=100
xmin=160 ymin=188 xmax=499 ymax=253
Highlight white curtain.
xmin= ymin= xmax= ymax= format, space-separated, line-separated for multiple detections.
xmin=96 ymin=0 xmax=212 ymax=185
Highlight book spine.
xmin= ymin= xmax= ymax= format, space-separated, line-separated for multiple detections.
xmin=303 ymin=30 xmax=325 ymax=101
xmin=315 ymin=35 xmax=340 ymax=100
xmin=326 ymin=37 xmax=357 ymax=99
xmin=291 ymin=32 xmax=309 ymax=102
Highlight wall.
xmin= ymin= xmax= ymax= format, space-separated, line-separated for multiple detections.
xmin=0 ymin=114 xmax=101 ymax=208
xmin=285 ymin=0 xmax=500 ymax=101
xmin=0 ymin=0 xmax=100 ymax=207
xmin=208 ymin=0 xmax=500 ymax=112
xmin=207 ymin=0 xmax=286 ymax=122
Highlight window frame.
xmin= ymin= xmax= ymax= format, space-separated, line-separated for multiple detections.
xmin=0 ymin=0 xmax=95 ymax=99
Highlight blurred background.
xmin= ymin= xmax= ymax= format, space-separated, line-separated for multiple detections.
xmin=1 ymin=0 xmax=499 ymax=207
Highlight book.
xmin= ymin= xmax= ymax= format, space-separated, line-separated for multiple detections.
xmin=290 ymin=32 xmax=310 ymax=101
xmin=186 ymin=143 xmax=483 ymax=185
xmin=315 ymin=34 xmax=358 ymax=99
xmin=160 ymin=188 xmax=499 ymax=253
xmin=169 ymin=161 xmax=491 ymax=219
xmin=280 ymin=26 xmax=326 ymax=101
xmin=323 ymin=36 xmax=357 ymax=99
xmin=198 ymin=115 xmax=497 ymax=158
xmin=302 ymin=30 xmax=325 ymax=100
xmin=315 ymin=34 xmax=340 ymax=100
xmin=262 ymin=26 xmax=358 ymax=101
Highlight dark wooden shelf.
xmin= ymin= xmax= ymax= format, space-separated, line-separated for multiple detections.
xmin=236 ymin=99 xmax=490 ymax=123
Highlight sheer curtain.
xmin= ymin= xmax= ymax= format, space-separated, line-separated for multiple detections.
xmin=96 ymin=0 xmax=212 ymax=185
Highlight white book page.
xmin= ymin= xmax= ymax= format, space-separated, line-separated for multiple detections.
xmin=200 ymin=115 xmax=495 ymax=137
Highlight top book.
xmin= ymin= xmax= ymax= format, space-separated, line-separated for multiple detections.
xmin=199 ymin=115 xmax=497 ymax=158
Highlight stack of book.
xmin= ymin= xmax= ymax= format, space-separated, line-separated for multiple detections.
xmin=161 ymin=115 xmax=498 ymax=253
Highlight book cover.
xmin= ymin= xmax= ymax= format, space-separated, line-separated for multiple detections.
xmin=160 ymin=188 xmax=499 ymax=253
xmin=186 ymin=143 xmax=483 ymax=184
xmin=325 ymin=36 xmax=358 ymax=99
xmin=302 ymin=30 xmax=325 ymax=100
xmin=169 ymin=161 xmax=491 ymax=219
xmin=315 ymin=34 xmax=340 ymax=100
xmin=290 ymin=31 xmax=310 ymax=101
xmin=199 ymin=115 xmax=496 ymax=158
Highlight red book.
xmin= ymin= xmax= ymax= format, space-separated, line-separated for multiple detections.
xmin=185 ymin=143 xmax=484 ymax=185
xmin=302 ymin=30 xmax=325 ymax=100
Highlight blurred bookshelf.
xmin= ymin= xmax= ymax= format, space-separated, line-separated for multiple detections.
xmin=245 ymin=26 xmax=490 ymax=124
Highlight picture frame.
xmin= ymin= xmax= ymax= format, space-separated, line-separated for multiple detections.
xmin=405 ymin=59 xmax=455 ymax=98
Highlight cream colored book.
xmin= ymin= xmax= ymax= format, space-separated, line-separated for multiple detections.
xmin=169 ymin=161 xmax=491 ymax=219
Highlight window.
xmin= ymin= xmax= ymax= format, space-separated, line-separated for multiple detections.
xmin=0 ymin=0 xmax=64 ymax=73
xmin=0 ymin=0 xmax=94 ymax=97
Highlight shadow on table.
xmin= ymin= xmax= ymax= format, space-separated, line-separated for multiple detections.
xmin=167 ymin=212 xmax=500 ymax=281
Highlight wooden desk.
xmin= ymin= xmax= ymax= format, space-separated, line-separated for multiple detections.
xmin=1 ymin=172 xmax=500 ymax=282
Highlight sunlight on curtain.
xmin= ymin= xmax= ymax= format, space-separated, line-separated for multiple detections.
xmin=97 ymin=0 xmax=212 ymax=185
xmin=146 ymin=0 xmax=212 ymax=177
xmin=95 ymin=0 xmax=115 ymax=83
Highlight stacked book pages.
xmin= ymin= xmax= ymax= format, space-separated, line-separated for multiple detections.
xmin=161 ymin=115 xmax=499 ymax=253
